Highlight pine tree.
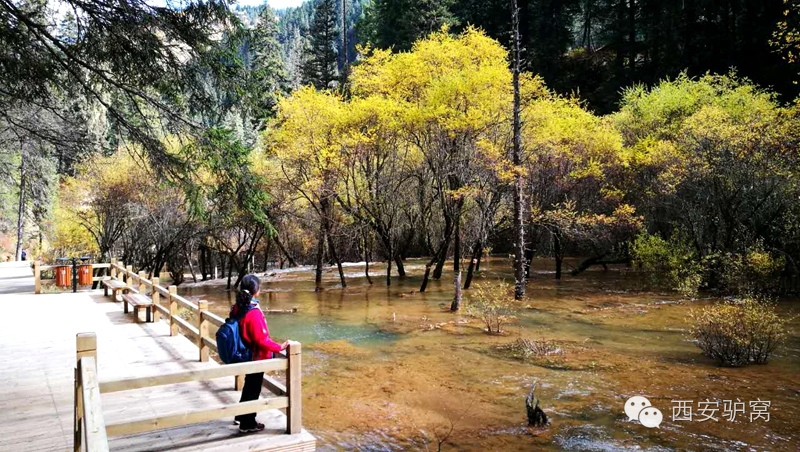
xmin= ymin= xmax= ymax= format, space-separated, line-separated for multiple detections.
xmin=301 ymin=0 xmax=339 ymax=90
xmin=360 ymin=0 xmax=455 ymax=51
xmin=249 ymin=7 xmax=288 ymax=127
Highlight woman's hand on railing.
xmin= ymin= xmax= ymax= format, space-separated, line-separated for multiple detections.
xmin=280 ymin=340 xmax=290 ymax=351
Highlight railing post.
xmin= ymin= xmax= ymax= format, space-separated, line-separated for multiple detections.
xmin=235 ymin=375 xmax=244 ymax=391
xmin=138 ymin=271 xmax=146 ymax=294
xmin=125 ymin=265 xmax=133 ymax=285
xmin=197 ymin=300 xmax=209 ymax=362
xmin=75 ymin=333 xmax=97 ymax=452
xmin=286 ymin=341 xmax=302 ymax=434
xmin=34 ymin=261 xmax=41 ymax=294
xmin=151 ymin=277 xmax=160 ymax=322
xmin=168 ymin=285 xmax=178 ymax=336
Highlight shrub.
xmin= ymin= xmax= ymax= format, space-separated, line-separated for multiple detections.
xmin=689 ymin=298 xmax=788 ymax=366
xmin=720 ymin=245 xmax=784 ymax=295
xmin=631 ymin=232 xmax=702 ymax=296
xmin=467 ymin=282 xmax=517 ymax=334
xmin=499 ymin=338 xmax=564 ymax=360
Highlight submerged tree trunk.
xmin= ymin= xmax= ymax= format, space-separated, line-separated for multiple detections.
xmin=15 ymin=157 xmax=26 ymax=261
xmin=315 ymin=224 xmax=325 ymax=291
xmin=393 ymin=255 xmax=406 ymax=277
xmin=570 ymin=255 xmax=630 ymax=276
xmin=464 ymin=240 xmax=482 ymax=289
xmin=433 ymin=245 xmax=448 ymax=279
xmin=450 ymin=271 xmax=462 ymax=311
xmin=420 ymin=263 xmax=433 ymax=292
xmin=511 ymin=0 xmax=526 ymax=300
xmin=363 ymin=232 xmax=373 ymax=285
xmin=553 ymin=229 xmax=562 ymax=280
xmin=326 ymin=230 xmax=346 ymax=288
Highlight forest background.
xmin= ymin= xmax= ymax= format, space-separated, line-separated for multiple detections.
xmin=2 ymin=0 xmax=800 ymax=298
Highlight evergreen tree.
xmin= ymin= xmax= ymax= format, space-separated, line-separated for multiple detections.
xmin=249 ymin=7 xmax=288 ymax=127
xmin=301 ymin=0 xmax=339 ymax=90
xmin=360 ymin=0 xmax=455 ymax=51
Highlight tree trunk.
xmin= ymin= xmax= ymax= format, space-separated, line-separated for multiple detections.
xmin=274 ymin=234 xmax=297 ymax=267
xmin=315 ymin=224 xmax=325 ymax=292
xmin=433 ymin=247 xmax=447 ymax=279
xmin=628 ymin=0 xmax=636 ymax=73
xmin=464 ymin=240 xmax=481 ymax=289
xmin=263 ymin=237 xmax=272 ymax=272
xmin=340 ymin=0 xmax=348 ymax=84
xmin=363 ymin=232 xmax=373 ymax=285
xmin=453 ymin=206 xmax=462 ymax=273
xmin=450 ymin=271 xmax=462 ymax=311
xmin=476 ymin=248 xmax=483 ymax=272
xmin=420 ymin=263 xmax=433 ymax=292
xmin=575 ymin=257 xmax=630 ymax=275
xmin=226 ymin=253 xmax=234 ymax=290
xmin=15 ymin=157 xmax=26 ymax=261
xmin=512 ymin=0 xmax=526 ymax=300
xmin=199 ymin=244 xmax=208 ymax=281
xmin=553 ymin=230 xmax=562 ymax=280
xmin=326 ymin=230 xmax=346 ymax=288
xmin=186 ymin=249 xmax=197 ymax=283
xmin=525 ymin=247 xmax=534 ymax=279
xmin=393 ymin=255 xmax=406 ymax=277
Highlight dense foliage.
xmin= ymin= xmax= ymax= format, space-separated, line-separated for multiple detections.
xmin=360 ymin=0 xmax=800 ymax=113
xmin=2 ymin=0 xmax=799 ymax=301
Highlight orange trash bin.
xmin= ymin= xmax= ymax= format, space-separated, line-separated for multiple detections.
xmin=55 ymin=265 xmax=72 ymax=287
xmin=78 ymin=264 xmax=93 ymax=285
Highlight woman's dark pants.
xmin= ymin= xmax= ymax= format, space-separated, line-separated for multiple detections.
xmin=235 ymin=372 xmax=264 ymax=428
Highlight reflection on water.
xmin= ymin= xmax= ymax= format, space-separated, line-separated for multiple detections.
xmin=180 ymin=258 xmax=800 ymax=451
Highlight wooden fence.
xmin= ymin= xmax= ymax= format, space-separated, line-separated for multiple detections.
xmin=71 ymin=261 xmax=303 ymax=451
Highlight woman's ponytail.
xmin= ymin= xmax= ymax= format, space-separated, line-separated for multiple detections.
xmin=235 ymin=274 xmax=261 ymax=314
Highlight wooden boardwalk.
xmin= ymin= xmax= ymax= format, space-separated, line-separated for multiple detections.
xmin=0 ymin=261 xmax=315 ymax=451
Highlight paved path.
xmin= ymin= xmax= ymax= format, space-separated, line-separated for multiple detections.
xmin=0 ymin=260 xmax=34 ymax=294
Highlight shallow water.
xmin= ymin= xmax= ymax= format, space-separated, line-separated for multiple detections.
xmin=181 ymin=258 xmax=800 ymax=451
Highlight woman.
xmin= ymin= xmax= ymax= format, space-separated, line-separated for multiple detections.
xmin=231 ymin=274 xmax=290 ymax=433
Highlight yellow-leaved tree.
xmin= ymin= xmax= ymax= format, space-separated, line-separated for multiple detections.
xmin=269 ymin=87 xmax=349 ymax=290
xmin=352 ymin=27 xmax=516 ymax=293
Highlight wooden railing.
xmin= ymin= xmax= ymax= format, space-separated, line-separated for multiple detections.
xmin=105 ymin=262 xmax=292 ymax=394
xmin=72 ymin=261 xmax=303 ymax=450
xmin=34 ymin=262 xmax=112 ymax=294
xmin=73 ymin=332 xmax=302 ymax=451
xmin=74 ymin=333 xmax=108 ymax=452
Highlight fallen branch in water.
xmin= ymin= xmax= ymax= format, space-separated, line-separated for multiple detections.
xmin=262 ymin=307 xmax=298 ymax=314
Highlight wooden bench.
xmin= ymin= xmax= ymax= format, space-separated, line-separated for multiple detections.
xmin=121 ymin=293 xmax=154 ymax=323
xmin=102 ymin=279 xmax=129 ymax=301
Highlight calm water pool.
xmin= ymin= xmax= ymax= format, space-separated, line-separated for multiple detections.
xmin=180 ymin=258 xmax=800 ymax=451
